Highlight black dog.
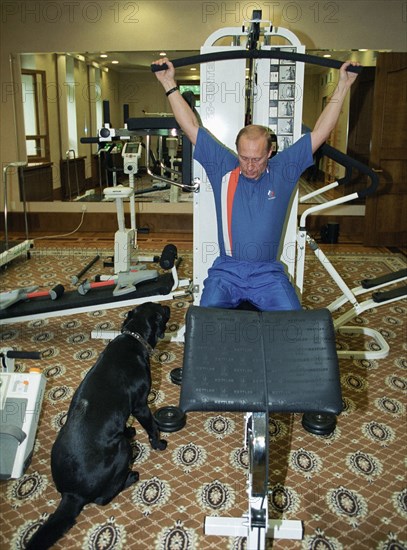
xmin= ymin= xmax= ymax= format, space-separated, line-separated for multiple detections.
xmin=25 ymin=302 xmax=171 ymax=550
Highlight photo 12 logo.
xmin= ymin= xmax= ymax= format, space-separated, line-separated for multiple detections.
xmin=201 ymin=2 xmax=340 ymax=24
xmin=1 ymin=2 xmax=141 ymax=24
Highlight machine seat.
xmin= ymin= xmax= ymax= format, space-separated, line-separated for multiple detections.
xmin=180 ymin=306 xmax=342 ymax=415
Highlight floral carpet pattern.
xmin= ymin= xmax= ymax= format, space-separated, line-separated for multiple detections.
xmin=0 ymin=245 xmax=406 ymax=550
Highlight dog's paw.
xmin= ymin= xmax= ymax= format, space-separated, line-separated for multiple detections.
xmin=131 ymin=471 xmax=140 ymax=483
xmin=150 ymin=438 xmax=167 ymax=451
xmin=124 ymin=470 xmax=139 ymax=489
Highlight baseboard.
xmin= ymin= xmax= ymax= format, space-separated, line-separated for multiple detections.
xmin=3 ymin=211 xmax=193 ymax=235
xmin=2 ymin=212 xmax=364 ymax=242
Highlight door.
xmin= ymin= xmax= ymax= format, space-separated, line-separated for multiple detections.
xmin=364 ymin=53 xmax=407 ymax=247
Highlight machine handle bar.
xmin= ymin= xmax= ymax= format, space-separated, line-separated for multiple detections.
xmin=151 ymin=50 xmax=363 ymax=74
xmin=80 ymin=137 xmax=100 ymax=144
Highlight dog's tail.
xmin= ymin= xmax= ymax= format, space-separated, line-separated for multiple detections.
xmin=24 ymin=493 xmax=86 ymax=550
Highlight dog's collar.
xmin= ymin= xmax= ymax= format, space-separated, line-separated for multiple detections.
xmin=122 ymin=330 xmax=154 ymax=355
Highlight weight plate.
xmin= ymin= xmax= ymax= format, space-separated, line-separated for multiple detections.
xmin=154 ymin=406 xmax=186 ymax=433
xmin=170 ymin=367 xmax=183 ymax=386
xmin=301 ymin=412 xmax=337 ymax=436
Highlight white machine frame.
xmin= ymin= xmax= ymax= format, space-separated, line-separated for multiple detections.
xmin=205 ymin=412 xmax=302 ymax=548
xmin=296 ymin=181 xmax=407 ymax=360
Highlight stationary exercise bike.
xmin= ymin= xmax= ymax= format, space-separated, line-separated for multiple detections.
xmin=102 ymin=140 xmax=156 ymax=276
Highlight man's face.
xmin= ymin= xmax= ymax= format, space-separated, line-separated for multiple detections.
xmin=237 ymin=135 xmax=272 ymax=180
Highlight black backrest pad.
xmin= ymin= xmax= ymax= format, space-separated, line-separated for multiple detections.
xmin=180 ymin=306 xmax=342 ymax=415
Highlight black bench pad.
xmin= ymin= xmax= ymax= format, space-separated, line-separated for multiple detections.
xmin=180 ymin=306 xmax=342 ymax=415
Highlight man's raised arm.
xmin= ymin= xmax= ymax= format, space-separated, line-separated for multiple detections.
xmin=311 ymin=61 xmax=360 ymax=154
xmin=152 ymin=58 xmax=200 ymax=145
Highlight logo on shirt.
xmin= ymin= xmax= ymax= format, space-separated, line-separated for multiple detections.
xmin=267 ymin=189 xmax=276 ymax=200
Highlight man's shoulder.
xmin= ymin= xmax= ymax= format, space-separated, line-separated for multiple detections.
xmin=272 ymin=133 xmax=311 ymax=160
xmin=196 ymin=128 xmax=237 ymax=161
xmin=197 ymin=127 xmax=226 ymax=148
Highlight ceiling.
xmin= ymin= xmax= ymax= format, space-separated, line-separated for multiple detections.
xmin=82 ymin=50 xmax=200 ymax=80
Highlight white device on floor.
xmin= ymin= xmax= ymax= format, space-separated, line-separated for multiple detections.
xmin=0 ymin=349 xmax=45 ymax=480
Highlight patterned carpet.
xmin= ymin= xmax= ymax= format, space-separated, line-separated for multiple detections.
xmin=0 ymin=245 xmax=406 ymax=550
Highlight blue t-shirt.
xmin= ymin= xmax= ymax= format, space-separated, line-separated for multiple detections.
xmin=194 ymin=128 xmax=313 ymax=262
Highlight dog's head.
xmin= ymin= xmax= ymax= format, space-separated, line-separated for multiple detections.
xmin=122 ymin=302 xmax=171 ymax=349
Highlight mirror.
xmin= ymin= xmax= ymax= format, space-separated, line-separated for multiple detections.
xmin=17 ymin=50 xmax=199 ymax=204
xmin=16 ymin=49 xmax=379 ymax=204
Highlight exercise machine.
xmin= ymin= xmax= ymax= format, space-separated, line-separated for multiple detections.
xmin=152 ymin=13 xmax=405 ymax=357
xmin=161 ymin=16 xmax=311 ymax=304
xmin=0 ymin=242 xmax=189 ymax=325
xmin=82 ymin=116 xmax=199 ymax=275
xmin=150 ymin=18 xmax=403 ymax=546
xmin=0 ymin=117 xmax=200 ymax=325
xmin=102 ymin=140 xmax=141 ymax=274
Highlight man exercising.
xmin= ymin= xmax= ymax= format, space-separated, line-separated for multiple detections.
xmin=153 ymin=58 xmax=359 ymax=311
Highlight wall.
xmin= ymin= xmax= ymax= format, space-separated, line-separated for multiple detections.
xmin=1 ymin=0 xmax=406 ymax=216
xmin=119 ymin=70 xmax=169 ymax=120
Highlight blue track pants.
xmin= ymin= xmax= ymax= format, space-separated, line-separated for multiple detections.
xmin=200 ymin=256 xmax=301 ymax=311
